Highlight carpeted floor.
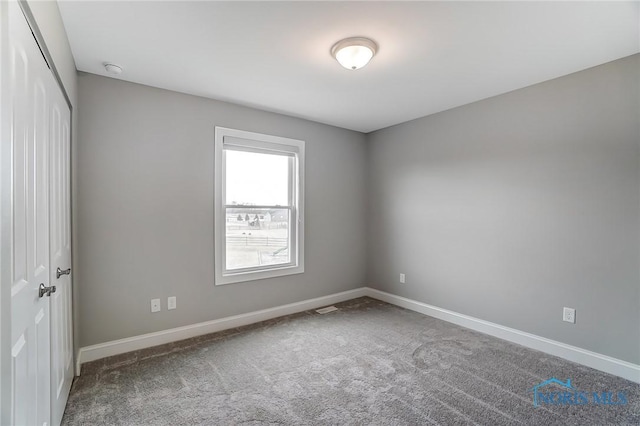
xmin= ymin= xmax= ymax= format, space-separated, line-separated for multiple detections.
xmin=63 ymin=297 xmax=639 ymax=425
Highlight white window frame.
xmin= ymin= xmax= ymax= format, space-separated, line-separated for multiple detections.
xmin=214 ymin=127 xmax=305 ymax=285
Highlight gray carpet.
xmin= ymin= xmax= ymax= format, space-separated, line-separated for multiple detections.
xmin=63 ymin=297 xmax=640 ymax=425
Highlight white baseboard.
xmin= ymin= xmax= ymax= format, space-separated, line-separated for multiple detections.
xmin=76 ymin=287 xmax=367 ymax=375
xmin=365 ymin=288 xmax=640 ymax=384
xmin=76 ymin=286 xmax=639 ymax=384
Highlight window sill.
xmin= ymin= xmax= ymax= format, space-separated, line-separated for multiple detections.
xmin=215 ymin=264 xmax=304 ymax=286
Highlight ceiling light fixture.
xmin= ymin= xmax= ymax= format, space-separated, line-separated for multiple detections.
xmin=331 ymin=37 xmax=378 ymax=71
xmin=104 ymin=63 xmax=123 ymax=75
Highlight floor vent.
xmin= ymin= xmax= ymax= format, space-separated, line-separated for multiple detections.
xmin=315 ymin=306 xmax=338 ymax=314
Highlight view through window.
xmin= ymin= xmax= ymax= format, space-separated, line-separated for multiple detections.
xmin=225 ymin=150 xmax=292 ymax=270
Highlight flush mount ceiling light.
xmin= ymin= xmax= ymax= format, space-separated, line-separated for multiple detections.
xmin=330 ymin=37 xmax=378 ymax=70
xmin=103 ymin=63 xmax=123 ymax=75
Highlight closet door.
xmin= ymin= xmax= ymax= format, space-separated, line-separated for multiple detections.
xmin=8 ymin=1 xmax=52 ymax=424
xmin=49 ymin=70 xmax=73 ymax=425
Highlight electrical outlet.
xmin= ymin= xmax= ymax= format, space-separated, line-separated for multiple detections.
xmin=400 ymin=273 xmax=406 ymax=284
xmin=168 ymin=296 xmax=177 ymax=310
xmin=563 ymin=307 xmax=575 ymax=324
xmin=151 ymin=298 xmax=161 ymax=313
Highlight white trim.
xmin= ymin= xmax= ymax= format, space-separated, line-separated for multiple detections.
xmin=214 ymin=126 xmax=305 ymax=286
xmin=365 ymin=288 xmax=640 ymax=384
xmin=76 ymin=288 xmax=366 ymax=375
xmin=76 ymin=287 xmax=640 ymax=384
xmin=75 ymin=350 xmax=81 ymax=378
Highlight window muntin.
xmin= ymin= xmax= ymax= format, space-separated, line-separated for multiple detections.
xmin=214 ymin=127 xmax=304 ymax=285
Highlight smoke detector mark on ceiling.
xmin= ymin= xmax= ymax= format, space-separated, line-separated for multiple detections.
xmin=103 ymin=63 xmax=123 ymax=75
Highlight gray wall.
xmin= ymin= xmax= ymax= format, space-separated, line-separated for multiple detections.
xmin=78 ymin=55 xmax=639 ymax=365
xmin=76 ymin=73 xmax=368 ymax=347
xmin=367 ymin=54 xmax=640 ymax=364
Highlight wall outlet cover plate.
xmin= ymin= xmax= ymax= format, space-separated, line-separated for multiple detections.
xmin=563 ymin=307 xmax=576 ymax=323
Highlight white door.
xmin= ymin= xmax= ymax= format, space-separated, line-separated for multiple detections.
xmin=6 ymin=1 xmax=68 ymax=424
xmin=48 ymin=72 xmax=73 ymax=425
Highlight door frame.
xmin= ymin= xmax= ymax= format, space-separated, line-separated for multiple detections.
xmin=0 ymin=1 xmax=75 ymax=424
xmin=1 ymin=3 xmax=11 ymax=423
xmin=18 ymin=1 xmax=73 ymax=110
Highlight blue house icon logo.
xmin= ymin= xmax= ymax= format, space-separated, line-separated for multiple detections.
xmin=530 ymin=378 xmax=627 ymax=407
xmin=530 ymin=378 xmax=574 ymax=406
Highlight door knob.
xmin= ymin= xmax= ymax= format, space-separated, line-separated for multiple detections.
xmin=56 ymin=267 xmax=71 ymax=279
xmin=39 ymin=283 xmax=56 ymax=298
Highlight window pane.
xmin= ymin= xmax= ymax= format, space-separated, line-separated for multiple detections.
xmin=225 ymin=150 xmax=289 ymax=206
xmin=225 ymin=207 xmax=290 ymax=270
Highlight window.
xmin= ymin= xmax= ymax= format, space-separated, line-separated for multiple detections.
xmin=214 ymin=127 xmax=304 ymax=285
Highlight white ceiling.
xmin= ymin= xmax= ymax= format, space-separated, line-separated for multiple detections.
xmin=58 ymin=1 xmax=639 ymax=133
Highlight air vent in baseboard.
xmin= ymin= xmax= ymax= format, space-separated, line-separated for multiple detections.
xmin=316 ymin=306 xmax=338 ymax=314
